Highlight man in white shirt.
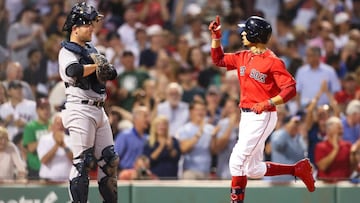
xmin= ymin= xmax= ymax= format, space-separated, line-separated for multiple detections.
xmin=157 ymin=82 xmax=189 ymax=137
xmin=0 ymin=80 xmax=37 ymax=140
xmin=37 ymin=113 xmax=73 ymax=182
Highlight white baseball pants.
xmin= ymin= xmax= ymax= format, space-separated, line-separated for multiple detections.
xmin=229 ymin=111 xmax=277 ymax=178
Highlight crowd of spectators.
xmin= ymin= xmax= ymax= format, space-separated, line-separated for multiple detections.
xmin=1 ymin=0 xmax=360 ymax=186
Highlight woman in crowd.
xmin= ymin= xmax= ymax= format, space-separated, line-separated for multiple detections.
xmin=143 ymin=115 xmax=181 ymax=179
xmin=0 ymin=126 xmax=27 ymax=182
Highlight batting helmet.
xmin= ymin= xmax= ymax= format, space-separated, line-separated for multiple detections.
xmin=238 ymin=16 xmax=272 ymax=44
xmin=63 ymin=2 xmax=103 ymax=32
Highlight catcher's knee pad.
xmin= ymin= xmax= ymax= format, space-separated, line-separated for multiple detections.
xmin=98 ymin=145 xmax=118 ymax=203
xmin=99 ymin=145 xmax=119 ymax=177
xmin=70 ymin=147 xmax=97 ymax=203
xmin=74 ymin=147 xmax=97 ymax=175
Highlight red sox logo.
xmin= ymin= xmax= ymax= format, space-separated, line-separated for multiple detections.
xmin=239 ymin=66 xmax=267 ymax=83
xmin=250 ymin=68 xmax=267 ymax=83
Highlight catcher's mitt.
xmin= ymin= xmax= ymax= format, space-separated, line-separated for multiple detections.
xmin=90 ymin=53 xmax=117 ymax=82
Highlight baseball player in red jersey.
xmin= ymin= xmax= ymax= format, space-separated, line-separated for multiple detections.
xmin=209 ymin=16 xmax=315 ymax=203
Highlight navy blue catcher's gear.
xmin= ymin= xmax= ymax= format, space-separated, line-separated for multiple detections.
xmin=63 ymin=2 xmax=103 ymax=32
xmin=98 ymin=145 xmax=119 ymax=203
xmin=238 ymin=16 xmax=272 ymax=44
xmin=61 ymin=41 xmax=107 ymax=94
xmin=69 ymin=147 xmax=97 ymax=203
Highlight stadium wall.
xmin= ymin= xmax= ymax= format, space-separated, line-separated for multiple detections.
xmin=0 ymin=180 xmax=359 ymax=203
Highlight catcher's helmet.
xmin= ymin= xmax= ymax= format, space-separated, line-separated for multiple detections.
xmin=63 ymin=2 xmax=103 ymax=32
xmin=238 ymin=16 xmax=272 ymax=44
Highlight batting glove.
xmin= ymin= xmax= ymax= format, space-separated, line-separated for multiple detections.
xmin=251 ymin=100 xmax=275 ymax=114
xmin=208 ymin=15 xmax=222 ymax=39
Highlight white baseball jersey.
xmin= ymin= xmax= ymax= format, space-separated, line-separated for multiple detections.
xmin=58 ymin=47 xmax=106 ymax=102
xmin=0 ymin=99 xmax=37 ymax=140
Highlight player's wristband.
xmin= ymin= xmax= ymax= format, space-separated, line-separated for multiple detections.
xmin=268 ymin=99 xmax=275 ymax=107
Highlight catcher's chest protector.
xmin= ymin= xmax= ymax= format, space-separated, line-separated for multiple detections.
xmin=61 ymin=41 xmax=106 ymax=94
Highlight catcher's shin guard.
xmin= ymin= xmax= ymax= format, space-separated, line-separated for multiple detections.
xmin=70 ymin=147 xmax=97 ymax=203
xmin=99 ymin=176 xmax=118 ymax=203
xmin=70 ymin=176 xmax=90 ymax=203
xmin=98 ymin=145 xmax=119 ymax=203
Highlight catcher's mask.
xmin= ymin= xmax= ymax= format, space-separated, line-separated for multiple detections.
xmin=63 ymin=2 xmax=103 ymax=32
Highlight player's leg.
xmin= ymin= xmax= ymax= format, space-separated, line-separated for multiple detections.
xmin=229 ymin=111 xmax=277 ymax=203
xmin=94 ymin=111 xmax=118 ymax=203
xmin=62 ymin=106 xmax=97 ymax=203
xmin=242 ymin=116 xmax=315 ymax=192
xmin=264 ymin=159 xmax=315 ymax=192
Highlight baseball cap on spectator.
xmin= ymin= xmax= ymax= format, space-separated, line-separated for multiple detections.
xmin=146 ymin=24 xmax=164 ymax=36
xmin=186 ymin=3 xmax=202 ymax=16
xmin=334 ymin=12 xmax=350 ymax=25
xmin=36 ymin=97 xmax=50 ymax=109
xmin=8 ymin=80 xmax=23 ymax=89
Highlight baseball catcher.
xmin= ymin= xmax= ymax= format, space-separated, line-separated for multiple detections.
xmin=59 ymin=2 xmax=118 ymax=203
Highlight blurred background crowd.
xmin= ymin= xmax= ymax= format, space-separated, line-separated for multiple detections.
xmin=1 ymin=0 xmax=360 ymax=186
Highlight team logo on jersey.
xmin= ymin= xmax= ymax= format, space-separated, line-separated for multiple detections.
xmin=239 ymin=66 xmax=246 ymax=76
xmin=249 ymin=69 xmax=267 ymax=83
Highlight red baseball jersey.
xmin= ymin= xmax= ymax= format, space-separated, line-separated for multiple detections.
xmin=221 ymin=49 xmax=296 ymax=109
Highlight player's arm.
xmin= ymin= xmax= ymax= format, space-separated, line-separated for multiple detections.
xmin=255 ymin=84 xmax=296 ymax=114
xmin=269 ymin=85 xmax=296 ymax=106
xmin=209 ymin=15 xmax=238 ymax=69
xmin=66 ymin=63 xmax=97 ymax=78
xmin=270 ymin=60 xmax=297 ymax=105
xmin=83 ymin=64 xmax=97 ymax=77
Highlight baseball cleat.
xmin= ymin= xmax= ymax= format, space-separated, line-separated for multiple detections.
xmin=294 ymin=159 xmax=316 ymax=192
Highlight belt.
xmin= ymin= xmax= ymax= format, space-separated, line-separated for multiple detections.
xmin=241 ymin=108 xmax=252 ymax=112
xmin=81 ymin=100 xmax=105 ymax=107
